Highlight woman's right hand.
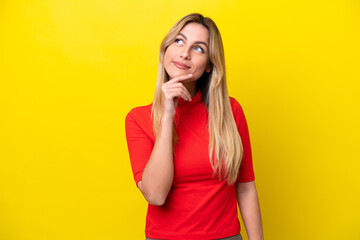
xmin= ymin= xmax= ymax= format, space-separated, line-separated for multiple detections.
xmin=161 ymin=73 xmax=193 ymax=118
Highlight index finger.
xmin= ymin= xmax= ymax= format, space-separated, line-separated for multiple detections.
xmin=168 ymin=73 xmax=193 ymax=83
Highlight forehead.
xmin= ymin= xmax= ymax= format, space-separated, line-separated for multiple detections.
xmin=179 ymin=22 xmax=209 ymax=44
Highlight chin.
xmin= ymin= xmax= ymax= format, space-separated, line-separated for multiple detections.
xmin=166 ymin=69 xmax=189 ymax=79
xmin=165 ymin=67 xmax=200 ymax=81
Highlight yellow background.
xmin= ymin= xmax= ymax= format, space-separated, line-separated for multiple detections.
xmin=1 ymin=0 xmax=359 ymax=239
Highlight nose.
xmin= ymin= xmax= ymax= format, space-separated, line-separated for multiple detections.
xmin=180 ymin=47 xmax=191 ymax=60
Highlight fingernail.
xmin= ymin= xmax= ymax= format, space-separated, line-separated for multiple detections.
xmin=188 ymin=74 xmax=192 ymax=76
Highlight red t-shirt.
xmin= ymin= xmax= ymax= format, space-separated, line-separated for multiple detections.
xmin=125 ymin=90 xmax=255 ymax=240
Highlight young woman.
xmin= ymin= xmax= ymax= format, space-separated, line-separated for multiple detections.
xmin=125 ymin=13 xmax=264 ymax=240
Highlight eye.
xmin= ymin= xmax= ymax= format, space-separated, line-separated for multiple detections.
xmin=174 ymin=38 xmax=184 ymax=45
xmin=194 ymin=46 xmax=204 ymax=53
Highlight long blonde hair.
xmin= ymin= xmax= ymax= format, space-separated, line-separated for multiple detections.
xmin=151 ymin=13 xmax=243 ymax=185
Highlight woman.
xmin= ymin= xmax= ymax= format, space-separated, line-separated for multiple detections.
xmin=125 ymin=13 xmax=264 ymax=240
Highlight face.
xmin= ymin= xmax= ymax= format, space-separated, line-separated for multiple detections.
xmin=164 ymin=22 xmax=211 ymax=82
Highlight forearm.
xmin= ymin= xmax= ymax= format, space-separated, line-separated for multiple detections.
xmin=237 ymin=181 xmax=264 ymax=240
xmin=140 ymin=114 xmax=174 ymax=205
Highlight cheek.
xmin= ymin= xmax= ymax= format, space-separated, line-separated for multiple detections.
xmin=163 ymin=56 xmax=171 ymax=74
xmin=164 ymin=48 xmax=174 ymax=67
xmin=164 ymin=51 xmax=170 ymax=65
xmin=163 ymin=50 xmax=176 ymax=77
xmin=193 ymin=58 xmax=209 ymax=74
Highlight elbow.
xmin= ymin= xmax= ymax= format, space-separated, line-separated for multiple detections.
xmin=146 ymin=195 xmax=166 ymax=206
xmin=138 ymin=180 xmax=169 ymax=206
xmin=141 ymin=188 xmax=167 ymax=206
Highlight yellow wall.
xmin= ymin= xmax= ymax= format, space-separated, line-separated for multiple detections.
xmin=1 ymin=0 xmax=359 ymax=239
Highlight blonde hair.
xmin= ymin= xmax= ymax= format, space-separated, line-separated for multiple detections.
xmin=151 ymin=13 xmax=243 ymax=185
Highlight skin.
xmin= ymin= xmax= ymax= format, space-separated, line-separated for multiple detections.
xmin=163 ymin=22 xmax=211 ymax=99
xmin=137 ymin=22 xmax=211 ymax=206
xmin=137 ymin=22 xmax=264 ymax=240
xmin=237 ymin=181 xmax=264 ymax=240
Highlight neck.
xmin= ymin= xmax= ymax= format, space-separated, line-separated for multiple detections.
xmin=183 ymin=81 xmax=197 ymax=97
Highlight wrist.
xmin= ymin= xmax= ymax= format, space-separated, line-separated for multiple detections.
xmin=162 ymin=113 xmax=174 ymax=122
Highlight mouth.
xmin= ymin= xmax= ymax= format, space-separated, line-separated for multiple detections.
xmin=173 ymin=61 xmax=190 ymax=70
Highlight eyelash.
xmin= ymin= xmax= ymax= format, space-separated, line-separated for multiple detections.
xmin=174 ymin=38 xmax=205 ymax=53
xmin=174 ymin=38 xmax=183 ymax=45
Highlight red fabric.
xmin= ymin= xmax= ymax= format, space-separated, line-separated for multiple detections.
xmin=125 ymin=90 xmax=255 ymax=240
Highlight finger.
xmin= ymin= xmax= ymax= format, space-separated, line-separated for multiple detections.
xmin=163 ymin=89 xmax=188 ymax=101
xmin=164 ymin=88 xmax=191 ymax=101
xmin=163 ymin=83 xmax=192 ymax=101
xmin=163 ymin=82 xmax=183 ymax=89
xmin=167 ymin=85 xmax=192 ymax=101
xmin=181 ymin=85 xmax=192 ymax=101
xmin=167 ymin=73 xmax=193 ymax=83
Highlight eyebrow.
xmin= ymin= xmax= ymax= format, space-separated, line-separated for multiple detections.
xmin=177 ymin=33 xmax=208 ymax=49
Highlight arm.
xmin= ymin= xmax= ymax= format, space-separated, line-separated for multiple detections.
xmin=137 ymin=114 xmax=174 ymax=206
xmin=236 ymin=180 xmax=264 ymax=240
xmin=135 ymin=74 xmax=193 ymax=206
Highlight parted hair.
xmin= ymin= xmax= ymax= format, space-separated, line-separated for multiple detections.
xmin=151 ymin=13 xmax=244 ymax=185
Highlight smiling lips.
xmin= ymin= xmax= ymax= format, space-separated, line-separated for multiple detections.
xmin=173 ymin=61 xmax=190 ymax=70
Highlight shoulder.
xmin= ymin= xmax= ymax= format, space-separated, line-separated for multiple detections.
xmin=126 ymin=103 xmax=152 ymax=120
xmin=229 ymin=96 xmax=249 ymax=131
xmin=229 ymin=96 xmax=245 ymax=118
xmin=125 ymin=103 xmax=153 ymax=127
xmin=125 ymin=103 xmax=155 ymax=140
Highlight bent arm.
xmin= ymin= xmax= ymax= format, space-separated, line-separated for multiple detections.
xmin=236 ymin=181 xmax=264 ymax=240
xmin=137 ymin=114 xmax=174 ymax=206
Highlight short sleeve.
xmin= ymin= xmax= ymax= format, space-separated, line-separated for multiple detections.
xmin=125 ymin=110 xmax=154 ymax=185
xmin=231 ymin=98 xmax=255 ymax=183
